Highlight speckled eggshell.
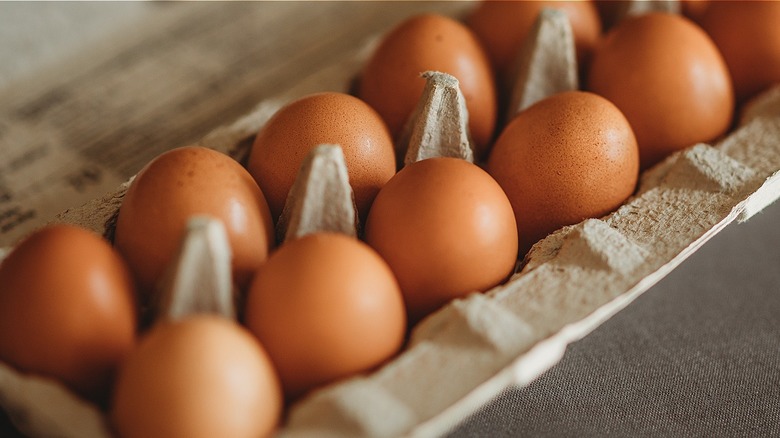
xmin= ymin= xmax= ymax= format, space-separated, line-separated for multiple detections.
xmin=0 ymin=224 xmax=137 ymax=404
xmin=364 ymin=157 xmax=518 ymax=323
xmin=244 ymin=233 xmax=406 ymax=400
xmin=247 ymin=92 xmax=395 ymax=223
xmin=699 ymin=1 xmax=780 ymax=103
xmin=358 ymin=14 xmax=497 ymax=159
xmin=487 ymin=91 xmax=639 ymax=254
xmin=111 ymin=316 xmax=282 ymax=438
xmin=467 ymin=0 xmax=602 ymax=77
xmin=587 ymin=12 xmax=733 ymax=169
xmin=114 ymin=146 xmax=274 ymax=296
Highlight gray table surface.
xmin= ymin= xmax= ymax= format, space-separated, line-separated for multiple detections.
xmin=448 ymin=197 xmax=780 ymax=437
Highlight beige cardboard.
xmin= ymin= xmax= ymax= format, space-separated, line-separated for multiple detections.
xmin=1 ymin=0 xmax=780 ymax=435
xmin=2 ymin=84 xmax=777 ymax=438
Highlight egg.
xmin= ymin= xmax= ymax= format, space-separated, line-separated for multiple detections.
xmin=593 ymin=1 xmax=622 ymax=30
xmin=587 ymin=12 xmax=733 ymax=168
xmin=115 ymin=146 xmax=274 ymax=296
xmin=111 ymin=316 xmax=281 ymax=438
xmin=364 ymin=157 xmax=517 ymax=322
xmin=487 ymin=91 xmax=639 ymax=253
xmin=247 ymin=92 xmax=395 ymax=223
xmin=682 ymin=0 xmax=711 ymax=22
xmin=699 ymin=1 xmax=780 ymax=103
xmin=358 ymin=14 xmax=497 ymax=159
xmin=244 ymin=233 xmax=405 ymax=400
xmin=466 ymin=0 xmax=602 ymax=77
xmin=0 ymin=224 xmax=137 ymax=404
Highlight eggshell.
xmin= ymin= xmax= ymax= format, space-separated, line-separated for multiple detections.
xmin=114 ymin=146 xmax=274 ymax=295
xmin=595 ymin=0 xmax=681 ymax=30
xmin=111 ymin=316 xmax=281 ymax=438
xmin=487 ymin=91 xmax=639 ymax=253
xmin=358 ymin=14 xmax=497 ymax=158
xmin=0 ymin=224 xmax=137 ymax=404
xmin=587 ymin=12 xmax=733 ymax=168
xmin=467 ymin=0 xmax=602 ymax=76
xmin=247 ymin=92 xmax=395 ymax=223
xmin=593 ymin=1 xmax=621 ymax=30
xmin=364 ymin=157 xmax=517 ymax=322
xmin=244 ymin=233 xmax=405 ymax=400
xmin=682 ymin=0 xmax=711 ymax=21
xmin=699 ymin=1 xmax=780 ymax=103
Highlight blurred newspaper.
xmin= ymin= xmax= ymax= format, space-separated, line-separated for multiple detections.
xmin=0 ymin=2 xmax=469 ymax=247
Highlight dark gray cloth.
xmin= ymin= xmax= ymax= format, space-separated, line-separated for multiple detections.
xmin=449 ymin=199 xmax=780 ymax=437
xmin=2 ymin=203 xmax=777 ymax=438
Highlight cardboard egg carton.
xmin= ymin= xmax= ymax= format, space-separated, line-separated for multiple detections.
xmin=3 ymin=5 xmax=780 ymax=438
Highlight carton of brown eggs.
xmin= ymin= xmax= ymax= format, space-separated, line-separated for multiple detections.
xmin=2 ymin=1 xmax=780 ymax=437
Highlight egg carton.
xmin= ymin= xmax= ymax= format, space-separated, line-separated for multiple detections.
xmin=3 ymin=4 xmax=780 ymax=438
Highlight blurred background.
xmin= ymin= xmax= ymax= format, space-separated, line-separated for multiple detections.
xmin=0 ymin=2 xmax=468 ymax=247
xmin=1 ymin=2 xmax=778 ymax=437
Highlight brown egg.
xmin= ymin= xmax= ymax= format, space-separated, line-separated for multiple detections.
xmin=0 ymin=224 xmax=136 ymax=404
xmin=587 ymin=12 xmax=733 ymax=168
xmin=247 ymin=92 xmax=395 ymax=223
xmin=364 ymin=157 xmax=518 ymax=322
xmin=111 ymin=316 xmax=281 ymax=438
xmin=682 ymin=0 xmax=711 ymax=22
xmin=595 ymin=1 xmax=711 ymax=30
xmin=358 ymin=14 xmax=497 ymax=159
xmin=115 ymin=146 xmax=274 ymax=295
xmin=467 ymin=0 xmax=602 ymax=76
xmin=487 ymin=91 xmax=639 ymax=253
xmin=244 ymin=233 xmax=405 ymax=400
xmin=699 ymin=1 xmax=780 ymax=103
xmin=592 ymin=1 xmax=618 ymax=30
